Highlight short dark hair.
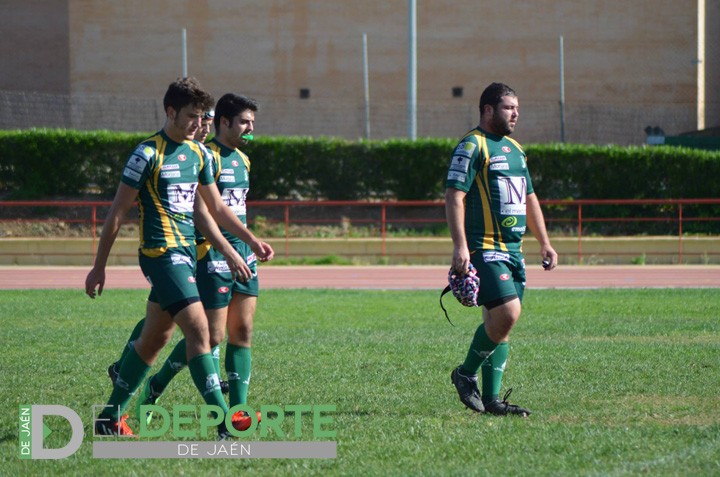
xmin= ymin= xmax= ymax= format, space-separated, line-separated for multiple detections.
xmin=214 ymin=93 xmax=259 ymax=131
xmin=479 ymin=82 xmax=517 ymax=113
xmin=163 ymin=77 xmax=215 ymax=114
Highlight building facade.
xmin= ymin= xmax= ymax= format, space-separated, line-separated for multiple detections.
xmin=1 ymin=0 xmax=718 ymax=145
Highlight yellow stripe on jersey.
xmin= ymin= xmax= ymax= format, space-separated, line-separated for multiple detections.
xmin=475 ymin=134 xmax=494 ymax=250
xmin=504 ymin=136 xmax=525 ymax=154
xmin=239 ymin=150 xmax=251 ymax=172
xmin=188 ymin=141 xmax=206 ymax=175
xmin=143 ymin=138 xmax=181 ymax=255
xmin=169 ymin=140 xmax=202 ymax=247
xmin=196 ymin=239 xmax=212 ymax=260
xmin=207 ymin=142 xmax=251 ymax=177
xmin=141 ymin=245 xmax=168 ymax=258
xmin=207 ymin=142 xmax=223 ymax=182
xmin=473 ymin=132 xmax=508 ymax=252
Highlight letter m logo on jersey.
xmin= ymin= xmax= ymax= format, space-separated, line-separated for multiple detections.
xmin=168 ymin=183 xmax=198 ymax=213
xmin=221 ymin=188 xmax=248 ymax=216
xmin=497 ymin=177 xmax=527 ymax=216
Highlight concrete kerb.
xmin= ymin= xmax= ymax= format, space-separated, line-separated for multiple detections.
xmin=0 ymin=236 xmax=719 ymax=266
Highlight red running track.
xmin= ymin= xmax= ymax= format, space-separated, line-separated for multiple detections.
xmin=0 ymin=265 xmax=718 ymax=290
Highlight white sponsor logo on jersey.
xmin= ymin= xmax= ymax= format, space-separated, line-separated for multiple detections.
xmin=133 ymin=145 xmax=155 ymax=161
xmin=497 ymin=177 xmax=527 ymax=216
xmin=167 ymin=182 xmax=198 ymax=213
xmin=453 ymin=141 xmax=477 ymax=158
xmin=125 ymin=151 xmax=150 ymax=174
xmin=161 ymin=170 xmax=181 ymax=178
xmin=219 ymin=175 xmax=235 ymax=183
xmin=208 ymin=260 xmax=231 ymax=274
xmin=483 ymin=251 xmax=511 ymax=263
xmin=161 ymin=163 xmax=180 ymax=170
xmin=221 ymin=188 xmax=248 ymax=216
xmin=171 ymin=253 xmax=193 ymax=266
xmin=489 ymin=155 xmax=507 ymax=163
xmin=122 ymin=167 xmax=142 ymax=182
xmin=449 ymin=155 xmax=471 ymax=173
xmin=221 ymin=168 xmax=234 ymax=174
xmin=490 ymin=163 xmax=510 ymax=171
xmin=447 ymin=171 xmax=466 ymax=182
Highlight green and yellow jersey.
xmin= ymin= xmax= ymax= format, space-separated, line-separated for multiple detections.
xmin=445 ymin=127 xmax=534 ymax=255
xmin=197 ymin=138 xmax=251 ymax=246
xmin=120 ymin=130 xmax=214 ymax=257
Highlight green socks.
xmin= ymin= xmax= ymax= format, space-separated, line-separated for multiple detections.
xmin=225 ymin=344 xmax=252 ymax=406
xmin=211 ymin=345 xmax=222 ymax=377
xmin=461 ymin=323 xmax=510 ymax=402
xmin=152 ymin=341 xmax=222 ymax=393
xmin=188 ymin=353 xmax=229 ymax=416
xmin=152 ymin=338 xmax=188 ymax=392
xmin=102 ymin=345 xmax=150 ymax=420
xmin=116 ymin=317 xmax=145 ymax=367
xmin=461 ymin=324 xmax=497 ymax=375
xmin=481 ymin=341 xmax=508 ymax=401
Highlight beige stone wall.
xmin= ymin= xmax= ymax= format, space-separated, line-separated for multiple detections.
xmin=1 ymin=1 xmax=718 ymax=144
xmin=705 ymin=0 xmax=720 ymax=128
xmin=0 ymin=1 xmax=70 ymax=93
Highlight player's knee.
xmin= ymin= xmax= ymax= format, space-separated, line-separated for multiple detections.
xmin=228 ymin=326 xmax=252 ymax=347
xmin=184 ymin=332 xmax=211 ymax=356
xmin=238 ymin=322 xmax=253 ymax=341
xmin=209 ymin=328 xmax=226 ymax=348
xmin=178 ymin=318 xmax=211 ymax=352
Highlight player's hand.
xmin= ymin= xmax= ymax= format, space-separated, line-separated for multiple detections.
xmin=540 ymin=245 xmax=558 ymax=271
xmin=451 ymin=247 xmax=471 ymax=275
xmin=85 ymin=267 xmax=106 ymax=299
xmin=252 ymin=241 xmax=275 ymax=262
xmin=225 ymin=249 xmax=251 ymax=282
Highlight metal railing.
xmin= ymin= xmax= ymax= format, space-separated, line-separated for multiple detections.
xmin=1 ymin=199 xmax=719 ymax=263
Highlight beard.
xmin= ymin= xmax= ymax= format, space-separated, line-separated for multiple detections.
xmin=491 ymin=114 xmax=515 ymax=136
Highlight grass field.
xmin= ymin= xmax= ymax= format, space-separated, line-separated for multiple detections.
xmin=2 ymin=288 xmax=719 ymax=476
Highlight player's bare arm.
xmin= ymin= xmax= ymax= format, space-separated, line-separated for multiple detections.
xmin=196 ymin=182 xmax=275 ymax=262
xmin=193 ymin=193 xmax=252 ymax=281
xmin=526 ymin=192 xmax=558 ymax=270
xmin=85 ymin=182 xmax=138 ymax=298
xmin=445 ymin=187 xmax=471 ymax=275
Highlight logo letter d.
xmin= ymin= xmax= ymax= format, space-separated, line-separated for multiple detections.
xmin=32 ymin=405 xmax=84 ymax=459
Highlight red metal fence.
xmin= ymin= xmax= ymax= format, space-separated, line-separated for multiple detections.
xmin=1 ymin=199 xmax=719 ymax=263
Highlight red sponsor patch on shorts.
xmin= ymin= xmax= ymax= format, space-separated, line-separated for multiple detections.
xmin=499 ymin=273 xmax=510 ymax=281
xmin=188 ymin=276 xmax=196 ymax=283
xmin=218 ymin=286 xmax=230 ymax=293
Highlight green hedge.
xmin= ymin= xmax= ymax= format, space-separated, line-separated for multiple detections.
xmin=0 ymin=129 xmax=142 ymax=199
xmin=1 ymin=129 xmax=719 ymax=202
